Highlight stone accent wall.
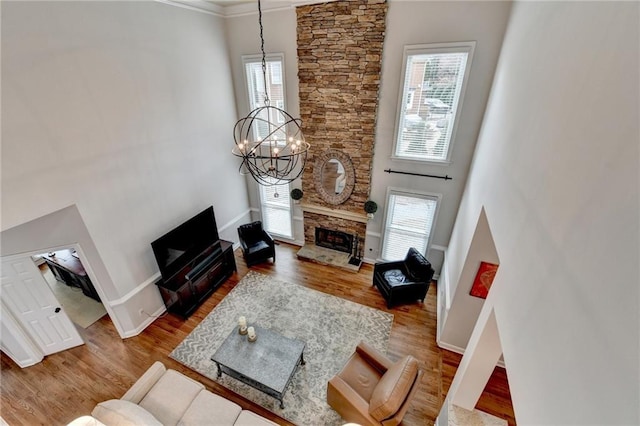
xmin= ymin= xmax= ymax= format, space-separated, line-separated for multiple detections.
xmin=296 ymin=0 xmax=387 ymax=240
xmin=303 ymin=212 xmax=367 ymax=255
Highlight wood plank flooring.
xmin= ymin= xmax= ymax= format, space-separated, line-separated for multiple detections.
xmin=1 ymin=242 xmax=515 ymax=425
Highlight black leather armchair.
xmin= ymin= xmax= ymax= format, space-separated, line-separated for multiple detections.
xmin=237 ymin=221 xmax=275 ymax=267
xmin=373 ymin=248 xmax=434 ymax=308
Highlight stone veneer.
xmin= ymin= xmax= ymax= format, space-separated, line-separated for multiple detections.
xmin=296 ymin=0 xmax=387 ymax=245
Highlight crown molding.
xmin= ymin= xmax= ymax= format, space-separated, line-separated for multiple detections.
xmin=156 ymin=0 xmax=340 ymax=18
xmin=154 ymin=0 xmax=225 ymax=17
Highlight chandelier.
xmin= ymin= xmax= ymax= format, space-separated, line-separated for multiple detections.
xmin=232 ymin=0 xmax=310 ymax=187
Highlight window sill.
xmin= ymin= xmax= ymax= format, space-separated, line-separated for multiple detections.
xmin=390 ymin=155 xmax=452 ymax=167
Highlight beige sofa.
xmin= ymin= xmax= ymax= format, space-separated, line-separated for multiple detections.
xmin=68 ymin=361 xmax=278 ymax=426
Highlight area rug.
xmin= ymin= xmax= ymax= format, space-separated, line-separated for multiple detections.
xmin=170 ymin=271 xmax=394 ymax=425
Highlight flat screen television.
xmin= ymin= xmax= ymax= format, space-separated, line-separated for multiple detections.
xmin=151 ymin=206 xmax=220 ymax=282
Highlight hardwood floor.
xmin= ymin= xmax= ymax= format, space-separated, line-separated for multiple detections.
xmin=1 ymin=242 xmax=515 ymax=425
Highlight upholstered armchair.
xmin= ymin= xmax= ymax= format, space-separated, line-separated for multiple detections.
xmin=327 ymin=341 xmax=423 ymax=426
xmin=373 ymin=247 xmax=434 ymax=308
xmin=237 ymin=221 xmax=275 ymax=267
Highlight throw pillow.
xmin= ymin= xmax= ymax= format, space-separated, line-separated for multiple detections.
xmin=92 ymin=399 xmax=162 ymax=426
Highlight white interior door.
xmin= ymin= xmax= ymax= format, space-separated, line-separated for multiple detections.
xmin=1 ymin=256 xmax=84 ymax=355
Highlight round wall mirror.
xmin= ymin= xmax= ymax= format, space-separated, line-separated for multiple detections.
xmin=313 ymin=149 xmax=355 ymax=205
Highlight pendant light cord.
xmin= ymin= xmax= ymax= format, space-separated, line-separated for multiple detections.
xmin=258 ymin=0 xmax=269 ymax=106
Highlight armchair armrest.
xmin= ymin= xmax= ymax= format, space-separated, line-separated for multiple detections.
xmin=261 ymin=230 xmax=275 ymax=246
xmin=374 ymin=260 xmax=405 ymax=275
xmin=355 ymin=341 xmax=394 ymax=373
xmin=327 ymin=376 xmax=380 ymax=426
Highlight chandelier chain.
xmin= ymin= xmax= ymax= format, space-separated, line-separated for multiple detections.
xmin=258 ymin=0 xmax=269 ymax=106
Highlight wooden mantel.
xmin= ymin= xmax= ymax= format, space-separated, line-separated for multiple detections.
xmin=300 ymin=203 xmax=368 ymax=224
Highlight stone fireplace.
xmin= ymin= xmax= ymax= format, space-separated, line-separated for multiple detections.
xmin=295 ymin=0 xmax=387 ymax=269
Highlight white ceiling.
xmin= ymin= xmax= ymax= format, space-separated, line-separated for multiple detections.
xmin=160 ymin=0 xmax=337 ymax=17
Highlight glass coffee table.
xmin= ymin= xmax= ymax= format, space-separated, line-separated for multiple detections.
xmin=211 ymin=325 xmax=305 ymax=408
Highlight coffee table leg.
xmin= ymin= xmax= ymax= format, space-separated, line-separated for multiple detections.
xmin=300 ymin=352 xmax=306 ymax=366
xmin=215 ymin=362 xmax=222 ymax=378
xmin=279 ymin=398 xmax=285 ymax=409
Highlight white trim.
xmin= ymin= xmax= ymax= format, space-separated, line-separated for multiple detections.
xmin=300 ymin=203 xmax=368 ymax=223
xmin=218 ymin=209 xmax=252 ymax=233
xmin=437 ymin=339 xmax=506 ymax=369
xmin=109 ymin=272 xmax=162 ymax=307
xmin=154 ymin=0 xmax=224 ymax=16
xmin=389 ymin=155 xmax=453 ymax=167
xmin=121 ymin=305 xmax=167 ymax=339
xmin=392 ymin=41 xmax=476 ymax=163
xmin=293 ymin=215 xmax=304 ymax=222
xmin=431 ymin=244 xmax=447 ymax=252
xmin=366 ymin=231 xmax=382 ymax=238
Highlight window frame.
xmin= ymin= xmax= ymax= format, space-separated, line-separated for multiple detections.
xmin=242 ymin=53 xmax=293 ymax=240
xmin=258 ymin=179 xmax=294 ymax=240
xmin=241 ymin=53 xmax=287 ymax=116
xmin=391 ymin=42 xmax=475 ymax=165
xmin=379 ymin=187 xmax=442 ymax=262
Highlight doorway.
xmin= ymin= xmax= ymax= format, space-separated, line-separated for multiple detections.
xmin=33 ymin=248 xmax=107 ymax=329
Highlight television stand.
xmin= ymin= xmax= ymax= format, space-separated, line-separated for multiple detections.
xmin=155 ymin=240 xmax=236 ymax=318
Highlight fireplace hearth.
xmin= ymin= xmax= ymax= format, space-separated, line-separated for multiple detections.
xmin=315 ymin=228 xmax=354 ymax=254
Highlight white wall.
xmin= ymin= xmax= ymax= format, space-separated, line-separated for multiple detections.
xmin=446 ymin=1 xmax=639 ymax=423
xmin=223 ymin=1 xmax=512 ymax=265
xmin=1 ymin=1 xmax=250 ymax=335
xmin=224 ymin=6 xmax=305 ymax=245
xmin=367 ymin=1 xmax=511 ymax=270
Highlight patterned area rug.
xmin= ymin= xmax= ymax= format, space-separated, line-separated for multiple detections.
xmin=170 ymin=271 xmax=393 ymax=425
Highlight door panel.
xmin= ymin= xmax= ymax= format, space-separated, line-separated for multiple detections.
xmin=1 ymin=257 xmax=84 ymax=355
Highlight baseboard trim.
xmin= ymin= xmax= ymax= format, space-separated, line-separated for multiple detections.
xmin=437 ymin=339 xmax=506 ymax=368
xmin=122 ymin=305 xmax=167 ymax=338
xmin=218 ymin=209 xmax=252 ymax=233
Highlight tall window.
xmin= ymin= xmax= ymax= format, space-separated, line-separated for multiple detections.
xmin=394 ymin=42 xmax=474 ymax=162
xmin=244 ymin=54 xmax=293 ymax=239
xmin=381 ymin=190 xmax=439 ymax=261
xmin=243 ymin=54 xmax=286 ymax=141
xmin=259 ymin=179 xmax=293 ymax=239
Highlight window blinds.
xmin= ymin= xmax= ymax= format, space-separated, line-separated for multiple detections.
xmin=395 ymin=51 xmax=469 ymax=161
xmin=259 ymin=180 xmax=293 ymax=239
xmin=381 ymin=192 xmax=438 ymax=261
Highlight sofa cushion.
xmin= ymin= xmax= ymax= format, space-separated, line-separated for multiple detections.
xmin=92 ymin=399 xmax=161 ymax=426
xmin=67 ymin=416 xmax=108 ymax=426
xmin=177 ymin=390 xmax=242 ymax=426
xmin=139 ymin=369 xmax=204 ymax=426
xmin=368 ymin=355 xmax=419 ymax=421
xmin=247 ymin=240 xmax=270 ymax=254
xmin=235 ymin=410 xmax=279 ymax=426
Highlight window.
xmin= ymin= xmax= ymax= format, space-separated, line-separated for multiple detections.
xmin=259 ymin=179 xmax=293 ymax=239
xmin=243 ymin=54 xmax=286 ymax=141
xmin=243 ymin=54 xmax=293 ymax=239
xmin=380 ymin=190 xmax=439 ymax=261
xmin=394 ymin=42 xmax=475 ymax=162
